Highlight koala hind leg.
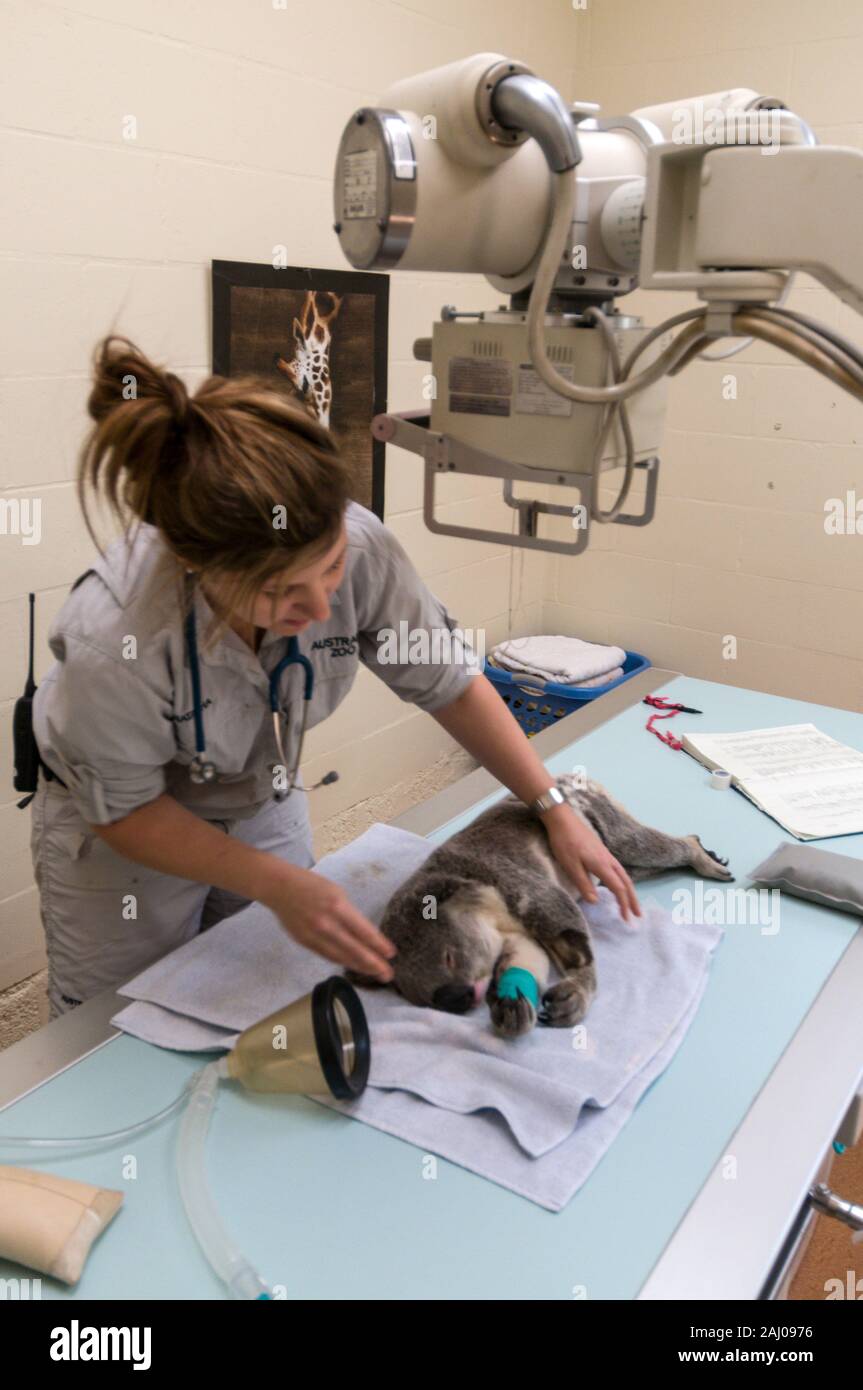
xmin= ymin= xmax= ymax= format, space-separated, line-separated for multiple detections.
xmin=565 ymin=780 xmax=733 ymax=882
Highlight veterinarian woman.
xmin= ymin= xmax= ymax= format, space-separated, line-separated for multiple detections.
xmin=30 ymin=336 xmax=641 ymax=1019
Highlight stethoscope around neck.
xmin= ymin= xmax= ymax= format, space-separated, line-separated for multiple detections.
xmin=183 ymin=577 xmax=336 ymax=802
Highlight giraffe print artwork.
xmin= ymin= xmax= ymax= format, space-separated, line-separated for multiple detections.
xmin=274 ymin=289 xmax=343 ymax=428
xmin=213 ymin=259 xmax=387 ymax=513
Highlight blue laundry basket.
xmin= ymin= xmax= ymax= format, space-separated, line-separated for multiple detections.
xmin=482 ymin=649 xmax=651 ymax=737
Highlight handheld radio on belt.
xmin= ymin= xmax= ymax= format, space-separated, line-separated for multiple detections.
xmin=12 ymin=593 xmax=41 ymax=808
xmin=13 ymin=570 xmax=94 ymax=809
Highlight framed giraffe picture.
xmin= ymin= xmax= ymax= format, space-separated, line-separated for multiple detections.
xmin=211 ymin=260 xmax=389 ymax=519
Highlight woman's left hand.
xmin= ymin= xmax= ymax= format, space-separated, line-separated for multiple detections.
xmin=543 ymin=808 xmax=642 ymax=924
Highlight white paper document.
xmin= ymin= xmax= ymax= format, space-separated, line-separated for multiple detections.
xmin=679 ymin=723 xmax=863 ymax=840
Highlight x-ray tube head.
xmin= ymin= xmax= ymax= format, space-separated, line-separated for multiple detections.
xmin=333 ymin=103 xmax=554 ymax=279
xmin=333 ymin=52 xmax=576 ymax=281
xmin=333 ymin=107 xmax=418 ymax=270
xmin=333 ymin=53 xmax=653 ymax=295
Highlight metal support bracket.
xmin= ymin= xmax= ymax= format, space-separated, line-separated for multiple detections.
xmin=371 ymin=410 xmax=659 ymax=555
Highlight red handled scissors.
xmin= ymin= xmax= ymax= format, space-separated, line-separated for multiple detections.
xmin=643 ymin=694 xmax=702 ymax=749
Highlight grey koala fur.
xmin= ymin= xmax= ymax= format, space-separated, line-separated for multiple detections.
xmin=347 ymin=774 xmax=733 ymax=1039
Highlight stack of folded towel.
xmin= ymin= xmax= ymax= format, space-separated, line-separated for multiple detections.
xmin=488 ymin=635 xmax=626 ymax=687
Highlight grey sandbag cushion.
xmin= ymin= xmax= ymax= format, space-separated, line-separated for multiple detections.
xmin=748 ymin=841 xmax=863 ymax=918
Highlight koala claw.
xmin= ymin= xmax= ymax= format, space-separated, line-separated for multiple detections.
xmin=489 ymin=991 xmax=537 ymax=1038
xmin=540 ymin=977 xmax=591 ymax=1028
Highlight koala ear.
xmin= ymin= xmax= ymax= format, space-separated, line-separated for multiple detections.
xmin=344 ymin=967 xmax=389 ymax=990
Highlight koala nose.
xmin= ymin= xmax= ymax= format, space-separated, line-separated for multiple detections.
xmin=432 ymin=983 xmax=475 ymax=1014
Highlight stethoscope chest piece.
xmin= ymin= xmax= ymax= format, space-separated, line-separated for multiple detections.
xmin=189 ymin=757 xmax=218 ymax=785
xmin=184 ymin=580 xmax=314 ymax=801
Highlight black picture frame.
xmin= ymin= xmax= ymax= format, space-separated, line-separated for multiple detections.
xmin=211 ymin=260 xmax=389 ymax=520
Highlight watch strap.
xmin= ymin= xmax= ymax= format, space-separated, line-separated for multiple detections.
xmin=529 ymin=785 xmax=566 ymax=816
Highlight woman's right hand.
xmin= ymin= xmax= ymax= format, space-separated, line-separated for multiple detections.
xmin=261 ymin=863 xmax=397 ymax=981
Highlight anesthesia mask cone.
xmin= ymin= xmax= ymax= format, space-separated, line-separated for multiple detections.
xmin=222 ymin=976 xmax=371 ymax=1097
xmin=178 ymin=978 xmax=371 ymax=1300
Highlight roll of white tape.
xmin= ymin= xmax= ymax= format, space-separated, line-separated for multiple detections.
xmin=710 ymin=768 xmax=732 ymax=790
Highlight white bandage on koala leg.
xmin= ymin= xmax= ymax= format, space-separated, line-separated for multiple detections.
xmin=0 ymin=1165 xmax=123 ymax=1285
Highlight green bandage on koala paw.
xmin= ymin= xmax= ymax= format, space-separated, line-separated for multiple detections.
xmin=495 ymin=967 xmax=539 ymax=1008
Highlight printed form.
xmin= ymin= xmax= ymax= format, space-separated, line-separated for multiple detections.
xmin=679 ymin=723 xmax=863 ymax=840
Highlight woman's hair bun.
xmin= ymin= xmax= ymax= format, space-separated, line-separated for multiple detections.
xmin=86 ymin=334 xmax=189 ymax=427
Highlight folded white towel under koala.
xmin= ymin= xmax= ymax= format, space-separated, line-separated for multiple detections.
xmin=490 ymin=635 xmax=626 ymax=686
xmin=111 ymin=822 xmax=722 ymax=1213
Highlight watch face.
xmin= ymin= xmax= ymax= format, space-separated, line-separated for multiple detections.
xmin=535 ymin=787 xmax=564 ymax=811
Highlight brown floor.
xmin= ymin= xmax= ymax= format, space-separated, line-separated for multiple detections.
xmin=789 ymin=1136 xmax=863 ymax=1299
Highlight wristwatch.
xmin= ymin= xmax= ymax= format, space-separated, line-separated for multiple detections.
xmin=529 ymin=785 xmax=566 ymax=816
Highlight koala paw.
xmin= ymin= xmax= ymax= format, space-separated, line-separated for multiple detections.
xmin=686 ymin=834 xmax=734 ymax=882
xmin=488 ymin=986 xmax=538 ymax=1038
xmin=539 ymin=976 xmax=592 ymax=1027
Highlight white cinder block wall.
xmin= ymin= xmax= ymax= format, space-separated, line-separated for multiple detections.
xmin=2 ymin=0 xmax=862 ymax=1045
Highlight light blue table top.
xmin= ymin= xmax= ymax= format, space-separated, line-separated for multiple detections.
xmin=1 ymin=675 xmax=860 ymax=1299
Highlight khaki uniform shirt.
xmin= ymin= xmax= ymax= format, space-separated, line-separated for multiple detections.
xmin=33 ymin=501 xmax=477 ymax=825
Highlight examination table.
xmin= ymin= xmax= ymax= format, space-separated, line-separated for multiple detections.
xmin=1 ymin=669 xmax=861 ymax=1300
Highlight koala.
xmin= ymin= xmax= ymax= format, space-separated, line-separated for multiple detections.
xmin=347 ymin=774 xmax=733 ymax=1040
